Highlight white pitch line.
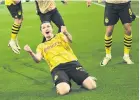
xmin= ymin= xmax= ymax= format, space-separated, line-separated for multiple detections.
xmin=93 ymin=2 xmax=139 ymax=18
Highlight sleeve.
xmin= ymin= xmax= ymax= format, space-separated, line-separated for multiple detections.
xmin=36 ymin=44 xmax=43 ymax=55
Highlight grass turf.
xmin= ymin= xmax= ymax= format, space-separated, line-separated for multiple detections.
xmin=0 ymin=2 xmax=139 ymax=100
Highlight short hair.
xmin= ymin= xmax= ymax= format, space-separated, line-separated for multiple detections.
xmin=40 ymin=21 xmax=50 ymax=31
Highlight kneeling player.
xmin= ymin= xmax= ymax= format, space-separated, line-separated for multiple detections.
xmin=24 ymin=21 xmax=97 ymax=95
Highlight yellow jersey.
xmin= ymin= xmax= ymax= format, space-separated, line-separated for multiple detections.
xmin=36 ymin=33 xmax=78 ymax=72
xmin=36 ymin=0 xmax=56 ymax=14
xmin=5 ymin=0 xmax=15 ymax=6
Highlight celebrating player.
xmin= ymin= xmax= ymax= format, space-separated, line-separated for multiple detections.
xmin=24 ymin=21 xmax=97 ymax=95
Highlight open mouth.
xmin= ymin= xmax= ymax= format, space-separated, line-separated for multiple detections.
xmin=46 ymin=31 xmax=50 ymax=34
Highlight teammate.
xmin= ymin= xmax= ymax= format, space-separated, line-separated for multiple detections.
xmin=24 ymin=21 xmax=97 ymax=95
xmin=5 ymin=0 xmax=23 ymax=54
xmin=35 ymin=0 xmax=68 ymax=42
xmin=87 ymin=0 xmax=136 ymax=66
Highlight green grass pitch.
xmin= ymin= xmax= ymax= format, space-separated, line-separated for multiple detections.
xmin=0 ymin=2 xmax=138 ymax=100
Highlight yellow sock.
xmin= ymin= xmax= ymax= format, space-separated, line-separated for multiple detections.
xmin=124 ymin=34 xmax=132 ymax=55
xmin=10 ymin=23 xmax=21 ymax=40
xmin=11 ymin=34 xmax=17 ymax=40
xmin=105 ymin=35 xmax=112 ymax=54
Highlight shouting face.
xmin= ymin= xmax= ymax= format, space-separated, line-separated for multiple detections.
xmin=41 ymin=22 xmax=53 ymax=40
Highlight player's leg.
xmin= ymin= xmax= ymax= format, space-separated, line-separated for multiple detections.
xmin=82 ymin=76 xmax=97 ymax=90
xmin=67 ymin=63 xmax=96 ymax=90
xmin=51 ymin=70 xmax=71 ymax=95
xmin=119 ymin=2 xmax=135 ymax=64
xmin=100 ymin=3 xmax=119 ymax=66
xmin=14 ymin=17 xmax=23 ymax=50
xmin=51 ymin=8 xmax=66 ymax=33
xmin=7 ymin=2 xmax=23 ymax=54
xmin=56 ymin=82 xmax=70 ymax=95
xmin=123 ymin=23 xmax=134 ymax=64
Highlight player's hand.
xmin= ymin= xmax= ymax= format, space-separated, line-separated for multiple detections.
xmin=24 ymin=45 xmax=32 ymax=53
xmin=86 ymin=0 xmax=92 ymax=7
xmin=61 ymin=26 xmax=68 ymax=34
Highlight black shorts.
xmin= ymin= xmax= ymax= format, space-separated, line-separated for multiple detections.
xmin=51 ymin=61 xmax=89 ymax=86
xmin=7 ymin=2 xmax=23 ymax=19
xmin=104 ymin=2 xmax=136 ymax=26
xmin=38 ymin=8 xmax=65 ymax=28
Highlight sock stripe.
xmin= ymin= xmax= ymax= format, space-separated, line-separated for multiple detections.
xmin=13 ymin=24 xmax=20 ymax=27
xmin=105 ymin=41 xmax=112 ymax=44
xmin=104 ymin=38 xmax=112 ymax=41
xmin=124 ymin=42 xmax=132 ymax=45
xmin=124 ymin=38 xmax=132 ymax=41
xmin=124 ymin=41 xmax=132 ymax=44
xmin=13 ymin=25 xmax=20 ymax=29
xmin=12 ymin=32 xmax=18 ymax=34
xmin=124 ymin=44 xmax=131 ymax=47
xmin=105 ymin=45 xmax=112 ymax=48
xmin=105 ymin=43 xmax=112 ymax=46
xmin=124 ymin=34 xmax=132 ymax=38
xmin=12 ymin=28 xmax=19 ymax=31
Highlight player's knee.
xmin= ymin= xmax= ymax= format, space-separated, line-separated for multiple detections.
xmin=106 ymin=26 xmax=114 ymax=37
xmin=87 ymin=80 xmax=96 ymax=90
xmin=125 ymin=28 xmax=132 ymax=36
xmin=56 ymin=82 xmax=70 ymax=95
xmin=106 ymin=30 xmax=113 ymax=37
xmin=14 ymin=18 xmax=23 ymax=25
xmin=124 ymin=24 xmax=132 ymax=35
xmin=82 ymin=77 xmax=97 ymax=90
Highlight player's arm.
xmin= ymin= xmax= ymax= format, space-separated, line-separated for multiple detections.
xmin=61 ymin=26 xmax=72 ymax=43
xmin=24 ymin=44 xmax=43 ymax=63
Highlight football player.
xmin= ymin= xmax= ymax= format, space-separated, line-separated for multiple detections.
xmin=5 ymin=0 xmax=23 ymax=54
xmin=24 ymin=21 xmax=97 ymax=95
xmin=87 ymin=0 xmax=136 ymax=66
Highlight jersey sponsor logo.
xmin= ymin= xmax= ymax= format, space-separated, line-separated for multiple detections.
xmin=44 ymin=41 xmax=61 ymax=52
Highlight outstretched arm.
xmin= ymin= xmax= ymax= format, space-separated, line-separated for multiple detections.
xmin=24 ymin=45 xmax=43 ymax=63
